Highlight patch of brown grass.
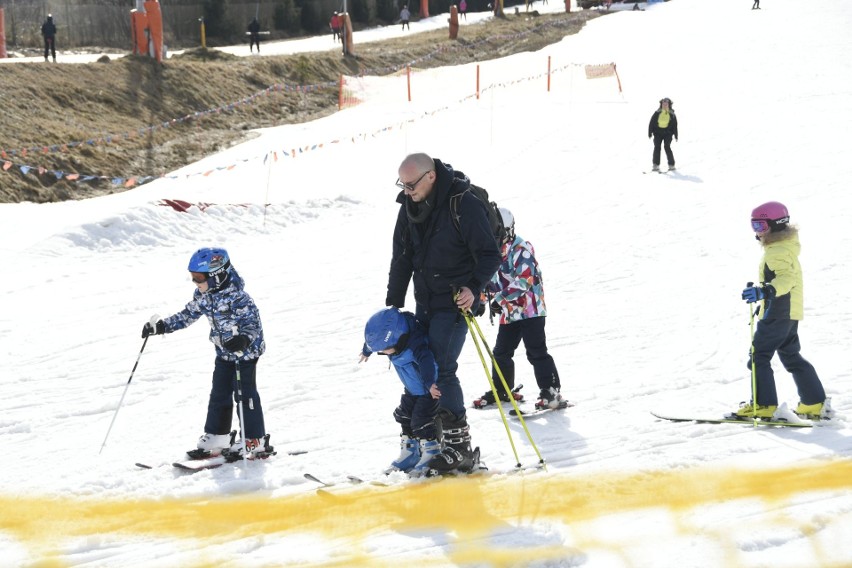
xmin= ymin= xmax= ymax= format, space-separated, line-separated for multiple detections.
xmin=0 ymin=10 xmax=602 ymax=203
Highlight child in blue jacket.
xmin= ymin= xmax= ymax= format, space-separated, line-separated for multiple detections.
xmin=360 ymin=307 xmax=441 ymax=474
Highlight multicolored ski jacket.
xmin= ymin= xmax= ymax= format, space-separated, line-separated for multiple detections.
xmin=485 ymin=235 xmax=547 ymax=324
xmin=758 ymin=231 xmax=804 ymax=321
xmin=162 ymin=269 xmax=266 ymax=362
xmin=360 ymin=313 xmax=438 ymax=397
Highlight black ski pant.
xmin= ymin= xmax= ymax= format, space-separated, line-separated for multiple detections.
xmin=652 ymin=132 xmax=675 ymax=167
xmin=747 ymin=319 xmax=825 ymax=406
xmin=249 ymin=34 xmax=260 ymax=52
xmin=205 ymin=357 xmax=265 ymax=439
xmin=491 ymin=316 xmax=560 ymax=396
xmin=394 ymin=392 xmax=439 ymax=440
xmin=44 ymin=37 xmax=56 ymax=61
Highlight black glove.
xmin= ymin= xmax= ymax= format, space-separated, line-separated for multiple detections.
xmin=490 ymin=301 xmax=501 ymax=316
xmin=474 ymin=302 xmax=486 ymax=317
xmin=223 ymin=335 xmax=250 ymax=353
xmin=141 ymin=320 xmax=165 ymax=338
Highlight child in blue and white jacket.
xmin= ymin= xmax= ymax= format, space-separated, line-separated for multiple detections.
xmin=141 ymin=247 xmax=268 ymax=457
xmin=360 ymin=307 xmax=441 ymax=474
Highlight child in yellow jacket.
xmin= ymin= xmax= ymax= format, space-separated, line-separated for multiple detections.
xmin=733 ymin=201 xmax=829 ymax=420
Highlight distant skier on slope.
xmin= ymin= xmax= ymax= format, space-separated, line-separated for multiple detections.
xmin=648 ymin=97 xmax=678 ymax=172
xmin=141 ymin=247 xmax=269 ymax=457
xmin=360 ymin=307 xmax=442 ymax=475
xmin=731 ymin=202 xmax=830 ymax=421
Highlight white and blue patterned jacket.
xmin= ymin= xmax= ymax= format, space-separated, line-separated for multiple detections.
xmin=162 ymin=269 xmax=265 ymax=362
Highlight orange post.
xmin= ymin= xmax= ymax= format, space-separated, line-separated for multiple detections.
xmin=547 ymin=56 xmax=551 ymax=92
xmin=476 ymin=64 xmax=480 ymax=100
xmin=342 ymin=13 xmax=354 ymax=55
xmin=565 ymin=0 xmax=572 ymax=12
xmin=130 ymin=10 xmax=148 ymax=55
xmin=143 ymin=0 xmax=164 ymax=62
xmin=0 ymin=9 xmax=6 ymax=58
xmin=420 ymin=0 xmax=430 ymax=18
xmin=339 ymin=75 xmax=344 ymax=110
xmin=449 ymin=6 xmax=459 ymax=40
xmin=407 ymin=66 xmax=412 ymax=102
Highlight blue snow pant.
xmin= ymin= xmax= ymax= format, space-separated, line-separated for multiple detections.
xmin=205 ymin=357 xmax=265 ymax=439
xmin=492 ymin=316 xmax=560 ymax=395
xmin=415 ymin=307 xmax=468 ymax=420
xmin=747 ymin=319 xmax=825 ymax=406
xmin=394 ymin=392 xmax=440 ymax=439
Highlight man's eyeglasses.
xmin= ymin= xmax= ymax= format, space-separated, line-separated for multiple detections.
xmin=751 ymin=219 xmax=769 ymax=233
xmin=395 ymin=170 xmax=431 ymax=191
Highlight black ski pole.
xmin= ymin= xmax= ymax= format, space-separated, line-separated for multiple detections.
xmin=99 ymin=333 xmax=151 ymax=454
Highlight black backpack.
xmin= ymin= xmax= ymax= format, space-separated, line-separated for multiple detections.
xmin=449 ymin=184 xmax=506 ymax=246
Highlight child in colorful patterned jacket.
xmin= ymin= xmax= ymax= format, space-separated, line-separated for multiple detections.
xmin=474 ymin=208 xmax=565 ymax=411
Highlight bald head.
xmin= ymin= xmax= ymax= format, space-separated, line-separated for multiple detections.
xmin=397 ymin=153 xmax=437 ymax=203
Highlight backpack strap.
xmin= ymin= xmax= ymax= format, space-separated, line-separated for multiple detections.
xmin=448 ymin=184 xmax=470 ymax=234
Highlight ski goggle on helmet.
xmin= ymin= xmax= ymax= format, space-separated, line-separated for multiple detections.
xmin=364 ymin=307 xmax=410 ymax=354
xmin=751 ymin=201 xmax=790 ymax=233
xmin=188 ymin=247 xmax=231 ymax=290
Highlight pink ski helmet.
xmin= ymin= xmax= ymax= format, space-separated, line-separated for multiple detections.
xmin=751 ymin=201 xmax=790 ymax=233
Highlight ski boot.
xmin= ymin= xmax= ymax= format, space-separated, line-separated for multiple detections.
xmin=535 ymin=387 xmax=564 ymax=411
xmin=386 ymin=434 xmax=421 ymax=473
xmin=186 ymin=430 xmax=237 ymax=459
xmin=727 ymin=401 xmax=778 ymax=421
xmin=427 ymin=411 xmax=475 ymax=474
xmin=472 ymin=384 xmax=524 ymax=408
xmin=409 ymin=439 xmax=441 ymax=476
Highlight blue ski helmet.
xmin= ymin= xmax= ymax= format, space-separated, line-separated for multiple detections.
xmin=364 ymin=307 xmax=410 ymax=353
xmin=188 ymin=247 xmax=231 ymax=289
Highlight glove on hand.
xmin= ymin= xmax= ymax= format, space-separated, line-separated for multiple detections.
xmin=474 ymin=302 xmax=486 ymax=317
xmin=742 ymin=284 xmax=775 ymax=303
xmin=489 ymin=301 xmax=501 ymax=316
xmin=223 ymin=335 xmax=250 ymax=353
xmin=141 ymin=320 xmax=165 ymax=338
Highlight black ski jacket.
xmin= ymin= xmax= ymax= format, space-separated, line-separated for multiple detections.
xmin=386 ymin=159 xmax=501 ymax=315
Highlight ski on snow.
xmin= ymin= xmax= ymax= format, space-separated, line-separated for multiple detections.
xmin=651 ymin=411 xmax=814 ymax=428
xmin=509 ymin=400 xmax=574 ymax=419
xmin=135 ymin=432 xmax=302 ymax=471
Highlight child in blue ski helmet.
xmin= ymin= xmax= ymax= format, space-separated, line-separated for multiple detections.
xmin=360 ymin=307 xmax=442 ymax=475
xmin=141 ymin=247 xmax=270 ymax=458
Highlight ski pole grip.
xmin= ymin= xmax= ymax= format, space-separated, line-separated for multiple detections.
xmin=149 ymin=313 xmax=161 ymax=327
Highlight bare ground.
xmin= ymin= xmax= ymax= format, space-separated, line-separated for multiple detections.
xmin=0 ymin=10 xmax=602 ymax=203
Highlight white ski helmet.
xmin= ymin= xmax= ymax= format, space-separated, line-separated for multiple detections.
xmin=498 ymin=207 xmax=515 ymax=242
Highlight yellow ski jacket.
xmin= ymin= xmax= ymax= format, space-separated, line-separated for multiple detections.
xmin=758 ymin=230 xmax=804 ymax=320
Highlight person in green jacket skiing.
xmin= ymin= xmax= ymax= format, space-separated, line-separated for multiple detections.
xmin=732 ymin=201 xmax=829 ymax=421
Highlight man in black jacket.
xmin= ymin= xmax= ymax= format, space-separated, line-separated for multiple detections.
xmin=386 ymin=153 xmax=501 ymax=474
xmin=41 ymin=14 xmax=57 ymax=62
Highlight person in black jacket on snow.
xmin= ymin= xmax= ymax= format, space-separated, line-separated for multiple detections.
xmin=41 ymin=14 xmax=57 ymax=62
xmin=648 ymin=97 xmax=678 ymax=172
xmin=248 ymin=18 xmax=261 ymax=53
xmin=386 ymin=152 xmax=501 ymax=474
